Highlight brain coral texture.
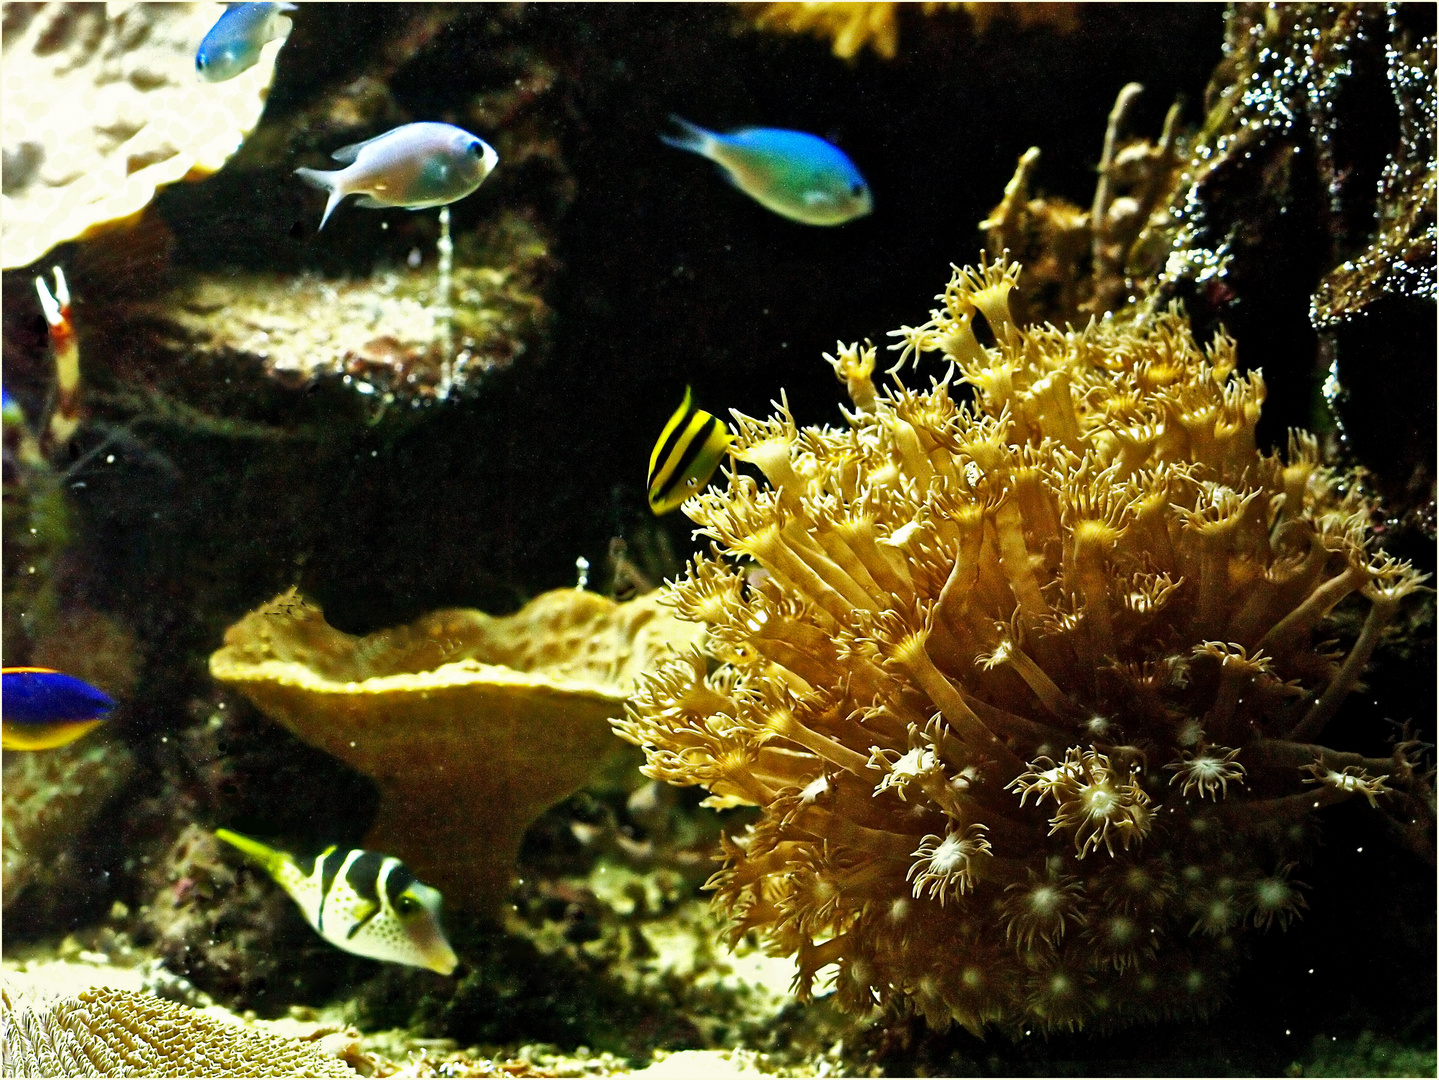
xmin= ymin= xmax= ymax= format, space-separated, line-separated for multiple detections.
xmin=0 ymin=985 xmax=355 ymax=1078
xmin=616 ymin=256 xmax=1428 ymax=1035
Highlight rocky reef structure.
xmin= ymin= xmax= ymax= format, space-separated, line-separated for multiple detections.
xmin=615 ymin=255 xmax=1430 ymax=1036
xmin=210 ymin=588 xmax=706 ymax=914
xmin=1 ymin=2 xmax=285 ymax=270
xmin=0 ymin=984 xmax=356 ymax=1078
xmin=99 ymin=3 xmax=570 ymax=413
xmin=1162 ymin=3 xmax=1436 ymax=524
xmin=130 ymin=824 xmax=348 ymax=1014
xmin=125 ymin=211 xmax=552 ymax=407
xmin=981 ymin=3 xmax=1436 ymax=548
xmin=2 ymin=736 xmax=135 ymax=916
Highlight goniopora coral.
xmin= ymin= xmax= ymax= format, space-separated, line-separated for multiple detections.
xmin=614 ymin=255 xmax=1431 ymax=1035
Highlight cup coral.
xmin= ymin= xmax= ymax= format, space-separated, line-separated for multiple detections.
xmin=614 ymin=255 xmax=1430 ymax=1035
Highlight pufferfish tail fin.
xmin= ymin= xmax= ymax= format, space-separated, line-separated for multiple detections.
xmin=215 ymin=827 xmax=291 ymax=881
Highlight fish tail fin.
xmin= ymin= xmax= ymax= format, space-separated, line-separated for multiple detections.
xmin=215 ymin=828 xmax=290 ymax=881
xmin=659 ymin=115 xmax=717 ymax=159
xmin=293 ymin=167 xmax=345 ymax=230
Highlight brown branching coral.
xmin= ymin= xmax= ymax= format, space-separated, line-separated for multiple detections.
xmin=614 ymin=255 xmax=1430 ymax=1036
xmin=982 ymin=83 xmax=1183 ymax=326
xmin=741 ymin=3 xmax=1077 ymax=62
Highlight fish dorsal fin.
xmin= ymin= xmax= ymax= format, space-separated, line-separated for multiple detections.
xmin=330 ymin=132 xmax=388 ymax=165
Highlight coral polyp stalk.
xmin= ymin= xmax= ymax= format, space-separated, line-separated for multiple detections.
xmin=616 ymin=255 xmax=1429 ymax=1036
xmin=33 ymin=266 xmax=82 ymax=452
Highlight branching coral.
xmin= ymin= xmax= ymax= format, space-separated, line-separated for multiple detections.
xmin=741 ymin=3 xmax=1077 ymax=62
xmin=981 ymin=84 xmax=1183 ymax=326
xmin=614 ymin=255 xmax=1430 ymax=1035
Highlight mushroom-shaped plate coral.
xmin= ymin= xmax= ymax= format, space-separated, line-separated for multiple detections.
xmin=209 ymin=588 xmax=705 ymax=916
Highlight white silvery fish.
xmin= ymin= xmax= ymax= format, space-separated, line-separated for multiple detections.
xmin=294 ymin=122 xmax=499 ymax=230
xmin=215 ymin=828 xmax=459 ymax=975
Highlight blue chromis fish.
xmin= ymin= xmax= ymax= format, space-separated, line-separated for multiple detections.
xmin=295 ymin=122 xmax=499 ymax=230
xmin=660 ymin=116 xmax=872 ymax=226
xmin=196 ymin=3 xmax=295 ymax=83
xmin=216 ymin=829 xmax=459 ymax=975
xmin=647 ymin=387 xmax=733 ymax=515
xmin=2 ymin=667 xmax=115 ymax=750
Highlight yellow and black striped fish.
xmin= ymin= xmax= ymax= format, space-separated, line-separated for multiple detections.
xmin=647 ymin=386 xmax=733 ymax=514
xmin=215 ymin=829 xmax=458 ymax=974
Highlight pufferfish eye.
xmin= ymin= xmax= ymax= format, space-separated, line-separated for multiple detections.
xmin=394 ymin=894 xmax=421 ymax=916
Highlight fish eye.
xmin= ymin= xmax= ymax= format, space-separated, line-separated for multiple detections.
xmin=467 ymin=141 xmax=483 ymax=156
xmin=395 ymin=894 xmax=420 ymax=916
xmin=850 ymin=181 xmax=866 ymax=196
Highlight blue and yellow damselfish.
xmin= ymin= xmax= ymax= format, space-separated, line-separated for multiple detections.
xmin=2 ymin=667 xmax=115 ymax=750
xmin=647 ymin=387 xmax=733 ymax=515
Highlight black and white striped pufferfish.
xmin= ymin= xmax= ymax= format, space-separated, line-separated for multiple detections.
xmin=215 ymin=829 xmax=458 ymax=975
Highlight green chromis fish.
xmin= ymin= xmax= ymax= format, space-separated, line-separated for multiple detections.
xmin=648 ymin=387 xmax=733 ymax=515
xmin=215 ymin=829 xmax=458 ymax=975
xmin=295 ymin=122 xmax=499 ymax=230
xmin=196 ymin=3 xmax=294 ymax=82
xmin=660 ymin=116 xmax=872 ymax=226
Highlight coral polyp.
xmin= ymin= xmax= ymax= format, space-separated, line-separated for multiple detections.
xmin=615 ymin=255 xmax=1430 ymax=1035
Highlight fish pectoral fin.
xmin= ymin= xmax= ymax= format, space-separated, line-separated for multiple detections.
xmin=346 ymin=900 xmax=380 ymax=940
xmin=801 ymin=189 xmax=828 ymax=206
xmin=330 ymin=132 xmax=389 ymax=164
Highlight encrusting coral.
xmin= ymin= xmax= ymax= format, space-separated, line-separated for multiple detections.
xmin=0 ymin=984 xmax=356 ymax=1077
xmin=614 ymin=255 xmax=1431 ymax=1035
xmin=3 ymin=736 xmax=135 ymax=913
xmin=210 ymin=588 xmax=705 ymax=915
xmin=134 ymin=212 xmax=553 ymax=406
xmin=1 ymin=2 xmax=285 ymax=270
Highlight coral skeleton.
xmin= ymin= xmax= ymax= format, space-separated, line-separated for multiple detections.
xmin=615 ymin=255 xmax=1430 ymax=1035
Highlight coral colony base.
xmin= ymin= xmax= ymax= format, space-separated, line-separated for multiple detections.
xmin=615 ymin=255 xmax=1430 ymax=1037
